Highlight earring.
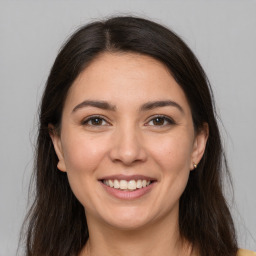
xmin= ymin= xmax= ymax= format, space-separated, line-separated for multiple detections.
xmin=193 ymin=163 xmax=197 ymax=169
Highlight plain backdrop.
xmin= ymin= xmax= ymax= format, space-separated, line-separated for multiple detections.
xmin=0 ymin=1 xmax=255 ymax=255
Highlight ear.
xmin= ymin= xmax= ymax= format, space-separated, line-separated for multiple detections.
xmin=48 ymin=124 xmax=67 ymax=172
xmin=190 ymin=123 xmax=209 ymax=170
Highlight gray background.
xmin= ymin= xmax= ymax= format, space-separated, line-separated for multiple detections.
xmin=0 ymin=1 xmax=255 ymax=255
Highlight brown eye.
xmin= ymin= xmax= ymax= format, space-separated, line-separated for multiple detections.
xmin=82 ymin=116 xmax=108 ymax=126
xmin=152 ymin=117 xmax=165 ymax=125
xmin=147 ymin=115 xmax=175 ymax=126
xmin=90 ymin=118 xmax=103 ymax=125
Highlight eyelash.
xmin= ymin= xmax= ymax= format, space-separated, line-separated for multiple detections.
xmin=81 ymin=115 xmax=176 ymax=127
xmin=145 ymin=115 xmax=176 ymax=126
xmin=82 ymin=115 xmax=109 ymax=126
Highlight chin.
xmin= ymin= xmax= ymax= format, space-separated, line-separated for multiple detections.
xmin=100 ymin=207 xmax=153 ymax=231
xmin=107 ymin=218 xmax=151 ymax=231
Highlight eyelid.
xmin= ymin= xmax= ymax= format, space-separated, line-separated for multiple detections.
xmin=81 ymin=115 xmax=111 ymax=126
xmin=145 ymin=115 xmax=176 ymax=126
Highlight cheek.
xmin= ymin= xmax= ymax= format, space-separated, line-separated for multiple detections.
xmin=62 ymin=132 xmax=108 ymax=173
xmin=149 ymin=132 xmax=194 ymax=172
xmin=60 ymin=132 xmax=109 ymax=208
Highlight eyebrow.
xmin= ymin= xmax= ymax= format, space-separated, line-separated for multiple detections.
xmin=72 ymin=100 xmax=183 ymax=113
xmin=140 ymin=100 xmax=184 ymax=113
xmin=72 ymin=100 xmax=116 ymax=112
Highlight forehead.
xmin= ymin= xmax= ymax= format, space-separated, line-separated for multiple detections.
xmin=64 ymin=52 xmax=190 ymax=112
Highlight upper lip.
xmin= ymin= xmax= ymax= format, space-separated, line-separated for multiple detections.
xmin=99 ymin=174 xmax=156 ymax=181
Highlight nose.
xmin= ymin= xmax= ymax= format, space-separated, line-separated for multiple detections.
xmin=109 ymin=125 xmax=147 ymax=166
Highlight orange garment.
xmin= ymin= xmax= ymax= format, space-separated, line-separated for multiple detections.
xmin=237 ymin=249 xmax=256 ymax=256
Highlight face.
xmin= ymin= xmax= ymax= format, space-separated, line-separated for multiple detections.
xmin=51 ymin=52 xmax=208 ymax=230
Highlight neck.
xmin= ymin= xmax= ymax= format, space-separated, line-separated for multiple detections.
xmin=80 ymin=212 xmax=193 ymax=256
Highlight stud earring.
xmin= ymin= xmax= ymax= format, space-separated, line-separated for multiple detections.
xmin=193 ymin=163 xmax=197 ymax=169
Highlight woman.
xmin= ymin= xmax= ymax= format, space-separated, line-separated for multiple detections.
xmin=22 ymin=16 xmax=255 ymax=256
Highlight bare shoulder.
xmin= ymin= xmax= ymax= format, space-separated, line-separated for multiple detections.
xmin=237 ymin=249 xmax=256 ymax=256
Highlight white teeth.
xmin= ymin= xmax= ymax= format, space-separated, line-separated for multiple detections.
xmin=119 ymin=180 xmax=128 ymax=189
xmin=109 ymin=180 xmax=114 ymax=188
xmin=113 ymin=179 xmax=120 ymax=189
xmin=128 ymin=180 xmax=137 ymax=190
xmin=103 ymin=179 xmax=152 ymax=191
xmin=136 ymin=180 xmax=142 ymax=188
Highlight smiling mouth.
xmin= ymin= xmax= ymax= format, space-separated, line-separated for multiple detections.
xmin=101 ymin=179 xmax=154 ymax=191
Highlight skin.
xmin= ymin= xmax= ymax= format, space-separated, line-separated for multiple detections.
xmin=50 ymin=52 xmax=208 ymax=256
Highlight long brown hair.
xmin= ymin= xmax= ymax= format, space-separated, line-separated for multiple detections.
xmin=21 ymin=16 xmax=238 ymax=256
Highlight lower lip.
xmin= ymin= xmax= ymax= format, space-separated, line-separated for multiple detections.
xmin=100 ymin=182 xmax=155 ymax=200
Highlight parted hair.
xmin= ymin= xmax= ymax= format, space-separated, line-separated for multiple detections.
xmin=21 ymin=16 xmax=238 ymax=256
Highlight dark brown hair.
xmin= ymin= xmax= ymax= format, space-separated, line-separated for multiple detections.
xmin=22 ymin=16 xmax=238 ymax=256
